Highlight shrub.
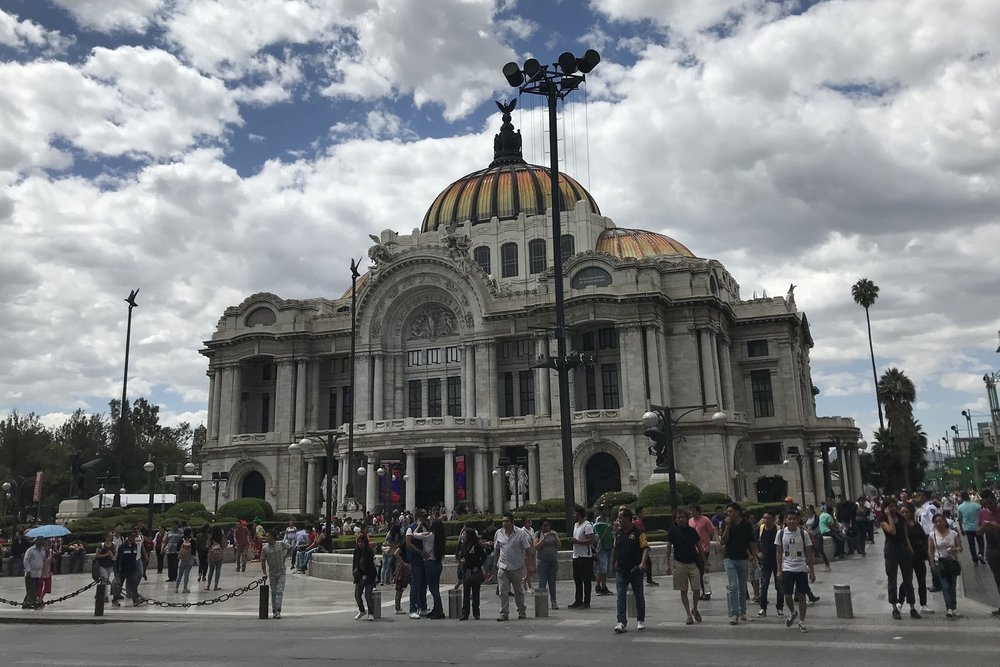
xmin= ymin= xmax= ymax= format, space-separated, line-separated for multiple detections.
xmin=165 ymin=501 xmax=208 ymax=518
xmin=515 ymin=498 xmax=565 ymax=514
xmin=217 ymin=498 xmax=274 ymax=521
xmin=637 ymin=481 xmax=702 ymax=508
xmin=594 ymin=491 xmax=638 ymax=512
xmin=698 ymin=492 xmax=732 ymax=507
xmin=89 ymin=508 xmax=123 ymax=519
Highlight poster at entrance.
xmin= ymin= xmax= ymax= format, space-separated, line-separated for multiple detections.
xmin=384 ymin=461 xmax=402 ymax=504
xmin=455 ymin=455 xmax=466 ymax=502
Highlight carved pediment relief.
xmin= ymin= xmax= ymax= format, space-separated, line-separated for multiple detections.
xmin=408 ymin=304 xmax=457 ymax=341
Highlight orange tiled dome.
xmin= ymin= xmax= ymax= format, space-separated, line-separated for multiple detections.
xmin=596 ymin=228 xmax=694 ymax=259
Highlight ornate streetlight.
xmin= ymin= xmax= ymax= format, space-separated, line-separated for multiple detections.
xmin=115 ymin=288 xmax=140 ymax=507
xmin=290 ymin=430 xmax=344 ymax=550
xmin=143 ymin=460 xmax=155 ymax=530
xmin=345 ymin=257 xmax=362 ymax=511
xmin=502 ymin=49 xmax=600 ymax=531
xmin=210 ymin=472 xmax=229 ymax=514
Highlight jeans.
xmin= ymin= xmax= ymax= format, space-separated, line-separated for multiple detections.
xmin=355 ymin=575 xmax=375 ymax=614
xmin=425 ymin=559 xmax=443 ymax=614
xmin=197 ymin=549 xmax=209 ymax=580
xmin=498 ymin=566 xmax=526 ymax=617
xmin=939 ymin=568 xmax=958 ymax=610
xmin=572 ymin=557 xmax=593 ymax=605
xmin=759 ymin=560 xmax=783 ymax=611
xmin=176 ymin=559 xmax=193 ymax=590
xmin=380 ymin=553 xmax=394 ymax=585
xmin=23 ymin=574 xmax=39 ymax=608
xmin=826 ymin=531 xmax=845 ymax=558
xmin=615 ymin=569 xmax=645 ymax=625
xmin=964 ymin=531 xmax=985 ymax=562
xmin=885 ymin=544 xmax=914 ymax=605
xmin=167 ymin=552 xmax=178 ymax=580
xmin=408 ymin=560 xmax=427 ymax=613
xmin=902 ymin=556 xmax=928 ymax=606
xmin=536 ymin=559 xmax=558 ymax=602
xmin=269 ymin=572 xmax=285 ymax=612
xmin=125 ymin=570 xmax=141 ymax=601
xmin=461 ymin=568 xmax=483 ymax=618
xmin=298 ymin=547 xmax=322 ymax=571
xmin=155 ymin=548 xmax=163 ymax=573
xmin=986 ymin=550 xmax=1000 ymax=597
xmin=723 ymin=558 xmax=749 ymax=617
xmin=207 ymin=561 xmax=222 ymax=588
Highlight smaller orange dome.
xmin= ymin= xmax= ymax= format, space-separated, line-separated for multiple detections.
xmin=596 ymin=228 xmax=694 ymax=259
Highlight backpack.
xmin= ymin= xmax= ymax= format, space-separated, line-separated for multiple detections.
xmin=208 ymin=541 xmax=223 ymax=562
xmin=179 ymin=540 xmax=193 ymax=561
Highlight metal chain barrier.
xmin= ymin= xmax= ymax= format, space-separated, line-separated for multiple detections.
xmin=135 ymin=575 xmax=266 ymax=609
xmin=0 ymin=579 xmax=99 ymax=608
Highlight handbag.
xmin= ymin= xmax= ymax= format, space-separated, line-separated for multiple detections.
xmin=938 ymin=558 xmax=961 ymax=578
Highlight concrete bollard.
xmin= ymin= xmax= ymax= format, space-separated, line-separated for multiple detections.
xmin=372 ymin=589 xmax=382 ymax=619
xmin=833 ymin=584 xmax=854 ymax=619
xmin=95 ymin=579 xmax=105 ymax=617
xmin=259 ymin=583 xmax=269 ymax=619
xmin=534 ymin=589 xmax=549 ymax=618
xmin=448 ymin=588 xmax=461 ymax=619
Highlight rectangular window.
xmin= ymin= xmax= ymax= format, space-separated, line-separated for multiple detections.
xmin=261 ymin=393 xmax=270 ymax=432
xmin=601 ymin=364 xmax=620 ymax=409
xmin=518 ymin=370 xmax=535 ymax=415
xmin=427 ymin=348 xmax=441 ymax=365
xmin=328 ymin=390 xmax=338 ymax=430
xmin=428 ymin=378 xmax=442 ymax=417
xmin=528 ymin=239 xmax=546 ymax=274
xmin=473 ymin=246 xmax=491 ymax=274
xmin=581 ymin=332 xmax=595 ymax=351
xmin=584 ymin=366 xmax=597 ymax=410
xmin=516 ymin=339 xmax=531 ymax=357
xmin=503 ymin=372 xmax=515 ymax=417
xmin=747 ymin=340 xmax=769 ymax=357
xmin=751 ymin=370 xmax=774 ymax=418
xmin=407 ymin=350 xmax=422 ymax=367
xmin=342 ymin=386 xmax=352 ymax=424
xmin=560 ymin=235 xmax=575 ymax=262
xmin=447 ymin=376 xmax=461 ymax=416
xmin=262 ymin=363 xmax=272 ymax=380
xmin=408 ymin=380 xmax=422 ymax=418
xmin=501 ymin=242 xmax=518 ymax=277
xmin=501 ymin=341 xmax=513 ymax=358
xmin=598 ymin=327 xmax=618 ymax=349
xmin=445 ymin=346 xmax=462 ymax=363
xmin=754 ymin=443 xmax=783 ymax=466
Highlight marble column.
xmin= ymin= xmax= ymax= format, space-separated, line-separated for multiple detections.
xmin=230 ymin=364 xmax=242 ymax=435
xmin=295 ymin=360 xmax=307 ymax=434
xmin=718 ymin=340 xmax=734 ymax=412
xmin=851 ymin=447 xmax=864 ymax=499
xmin=405 ymin=449 xmax=417 ymax=512
xmin=644 ymin=327 xmax=663 ymax=406
xmin=491 ymin=450 xmax=504 ymax=513
xmin=526 ymin=444 xmax=539 ymax=504
xmin=354 ymin=354 xmax=371 ymax=422
xmin=535 ymin=337 xmax=551 ymax=417
xmin=307 ymin=359 xmax=320 ymax=430
xmin=305 ymin=457 xmax=317 ymax=514
xmin=274 ymin=360 xmax=294 ymax=435
xmin=658 ymin=327 xmax=672 ymax=406
xmin=812 ymin=450 xmax=827 ymax=504
xmin=337 ymin=454 xmax=347 ymax=509
xmin=462 ymin=345 xmax=474 ymax=418
xmin=365 ymin=456 xmax=376 ymax=512
xmin=211 ymin=367 xmax=223 ymax=440
xmin=443 ymin=447 xmax=456 ymax=513
xmin=473 ymin=449 xmax=487 ymax=511
xmin=619 ymin=325 xmax=645 ymax=409
xmin=838 ymin=446 xmax=852 ymax=500
xmin=373 ymin=354 xmax=384 ymax=421
xmin=699 ymin=331 xmax=717 ymax=409
xmin=475 ymin=343 xmax=495 ymax=420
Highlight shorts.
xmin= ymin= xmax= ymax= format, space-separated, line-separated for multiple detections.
xmin=594 ymin=550 xmax=611 ymax=575
xmin=672 ymin=562 xmax=700 ymax=592
xmin=782 ymin=571 xmax=809 ymax=598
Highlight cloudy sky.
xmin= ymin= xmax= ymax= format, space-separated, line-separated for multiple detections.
xmin=2 ymin=0 xmax=998 ymax=455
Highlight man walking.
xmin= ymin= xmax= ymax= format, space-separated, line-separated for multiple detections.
xmin=957 ymin=492 xmax=986 ymax=565
xmin=404 ymin=510 xmax=429 ymax=619
xmin=261 ymin=530 xmax=290 ymax=619
xmin=775 ymin=509 xmax=815 ymax=633
xmin=612 ymin=508 xmax=649 ymax=633
xmin=665 ymin=508 xmax=702 ymax=625
xmin=569 ymin=506 xmax=595 ymax=609
xmin=756 ymin=512 xmax=784 ymax=618
xmin=720 ymin=502 xmax=758 ymax=624
xmin=21 ymin=537 xmax=46 ymax=610
xmin=914 ymin=490 xmax=941 ymax=592
xmin=689 ymin=505 xmax=717 ymax=601
xmin=494 ymin=512 xmax=533 ymax=621
xmin=164 ymin=521 xmax=182 ymax=582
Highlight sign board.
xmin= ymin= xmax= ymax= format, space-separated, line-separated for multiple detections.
xmin=32 ymin=471 xmax=44 ymax=502
xmin=571 ymin=267 xmax=612 ymax=289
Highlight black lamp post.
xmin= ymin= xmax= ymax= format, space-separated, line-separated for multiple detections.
xmin=143 ymin=460 xmax=155 ymax=530
xmin=642 ymin=405 xmax=727 ymax=516
xmin=345 ymin=257 xmax=362 ymax=511
xmin=502 ymin=49 xmax=600 ymax=531
xmin=961 ymin=409 xmax=975 ymax=439
xmin=211 ymin=472 xmax=229 ymax=514
xmin=96 ymin=472 xmax=117 ymax=510
xmin=115 ymin=288 xmax=139 ymax=507
xmin=291 ymin=430 xmax=344 ymax=551
xmin=783 ymin=447 xmax=807 ymax=504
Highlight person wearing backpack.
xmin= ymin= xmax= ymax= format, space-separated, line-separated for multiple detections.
xmin=195 ymin=525 xmax=211 ymax=583
xmin=593 ymin=510 xmax=614 ymax=596
xmin=775 ymin=508 xmax=816 ymax=633
xmin=175 ymin=528 xmax=196 ymax=593
xmin=205 ymin=527 xmax=226 ymax=591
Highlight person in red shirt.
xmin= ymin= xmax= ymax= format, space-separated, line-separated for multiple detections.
xmin=688 ymin=505 xmax=718 ymax=600
xmin=233 ymin=521 xmax=251 ymax=572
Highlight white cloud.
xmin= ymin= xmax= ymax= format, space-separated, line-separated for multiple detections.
xmin=0 ymin=8 xmax=73 ymax=51
xmin=51 ymin=0 xmax=165 ymax=33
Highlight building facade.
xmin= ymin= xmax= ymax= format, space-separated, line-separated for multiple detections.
xmin=198 ymin=111 xmax=860 ymax=515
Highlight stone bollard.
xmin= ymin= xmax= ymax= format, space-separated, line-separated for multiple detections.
xmin=259 ymin=583 xmax=269 ymax=619
xmin=371 ymin=588 xmax=382 ymax=619
xmin=833 ymin=584 xmax=854 ymax=619
xmin=627 ymin=591 xmax=637 ymax=618
xmin=95 ymin=579 xmax=105 ymax=617
xmin=534 ymin=589 xmax=549 ymax=618
xmin=448 ymin=588 xmax=461 ymax=619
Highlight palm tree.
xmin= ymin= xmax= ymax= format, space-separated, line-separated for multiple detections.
xmin=852 ymin=278 xmax=884 ymax=429
xmin=877 ymin=367 xmax=917 ymax=490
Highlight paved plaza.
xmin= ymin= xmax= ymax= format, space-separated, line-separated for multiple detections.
xmin=1 ymin=532 xmax=999 ymax=665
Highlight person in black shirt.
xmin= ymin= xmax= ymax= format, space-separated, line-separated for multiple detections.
xmin=756 ymin=512 xmax=784 ymax=617
xmin=115 ymin=534 xmax=142 ymax=606
xmin=720 ymin=502 xmax=758 ymax=624
xmin=611 ymin=508 xmax=649 ymax=634
xmin=880 ymin=499 xmax=917 ymax=620
xmin=665 ymin=508 xmax=703 ymax=625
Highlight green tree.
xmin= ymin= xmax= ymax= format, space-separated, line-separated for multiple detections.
xmin=852 ymin=277 xmax=884 ymax=430
xmin=0 ymin=411 xmax=55 ymax=519
xmin=105 ymin=398 xmax=192 ymax=495
xmin=877 ymin=367 xmax=918 ymax=491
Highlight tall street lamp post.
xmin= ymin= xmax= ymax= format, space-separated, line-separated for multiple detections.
xmin=984 ymin=372 xmax=1000 ymax=473
xmin=502 ymin=49 xmax=600 ymax=531
xmin=642 ymin=406 xmax=728 ymax=516
xmin=115 ymin=288 xmax=139 ymax=507
xmin=290 ymin=430 xmax=344 ymax=550
xmin=345 ymin=258 xmax=362 ymax=511
xmin=143 ymin=460 xmax=155 ymax=530
xmin=211 ymin=472 xmax=229 ymax=514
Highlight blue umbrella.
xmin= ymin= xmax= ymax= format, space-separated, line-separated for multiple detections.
xmin=25 ymin=524 xmax=71 ymax=539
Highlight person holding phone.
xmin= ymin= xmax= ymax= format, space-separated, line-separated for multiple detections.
xmin=611 ymin=507 xmax=649 ymax=634
xmin=881 ymin=500 xmax=918 ymax=620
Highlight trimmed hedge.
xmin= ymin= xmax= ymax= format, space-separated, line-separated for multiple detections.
xmin=217 ymin=498 xmax=274 ymax=521
xmin=698 ymin=492 xmax=732 ymax=507
xmin=514 ymin=498 xmax=565 ymax=514
xmin=165 ymin=501 xmax=208 ymax=518
xmin=637 ymin=481 xmax=703 ymax=508
xmin=594 ymin=491 xmax=638 ymax=512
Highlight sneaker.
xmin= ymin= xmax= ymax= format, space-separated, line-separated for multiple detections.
xmin=517 ymin=613 xmax=526 ymax=620
xmin=395 ymin=609 xmax=405 ymax=615
xmin=776 ymin=608 xmax=785 ymax=617
xmin=920 ymin=606 xmax=934 ymax=614
xmin=550 ymin=602 xmax=559 ymax=610
xmin=945 ymin=610 xmax=954 ymax=618
xmin=910 ymin=608 xmax=922 ymax=619
xmin=891 ymin=608 xmax=902 ymax=620
xmin=419 ymin=609 xmax=431 ymax=617
xmin=497 ymin=615 xmax=508 ymax=622
xmin=636 ymin=621 xmax=645 ymax=630
xmin=367 ymin=614 xmax=375 ymax=621
xmin=614 ymin=622 xmax=626 ymax=634
xmin=692 ymin=610 xmax=702 ymax=623
xmin=952 ymin=610 xmax=963 ymax=618
xmin=685 ymin=617 xmax=694 ymax=625
xmin=646 ymin=580 xmax=659 ymax=586
xmin=757 ymin=608 xmax=767 ymax=617
xmin=408 ymin=611 xmax=420 ymax=619
xmin=274 ymin=612 xmax=281 ymax=619
xmin=798 ymin=622 xmax=808 ymax=633
xmin=182 ymin=588 xmax=190 ymax=593
xmin=729 ymin=615 xmax=739 ymax=625
xmin=928 ymin=587 xmax=942 ymax=593
xmin=786 ymin=610 xmax=798 ymax=627
xmin=807 ymin=597 xmax=819 ymax=606
xmin=992 ymin=608 xmax=1000 ymax=617
xmin=699 ymin=593 xmax=711 ymax=601
xmin=354 ymin=611 xmax=365 ymax=620
xmin=740 ymin=614 xmax=749 ymax=622
xmin=567 ymin=602 xmax=581 ymax=609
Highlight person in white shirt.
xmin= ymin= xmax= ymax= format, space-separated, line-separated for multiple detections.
xmin=493 ymin=512 xmax=533 ymax=621
xmin=569 ymin=506 xmax=595 ymax=609
xmin=21 ymin=538 xmax=47 ymax=609
xmin=775 ymin=510 xmax=815 ymax=633
xmin=914 ymin=490 xmax=942 ymax=592
xmin=929 ymin=514 xmax=963 ymax=618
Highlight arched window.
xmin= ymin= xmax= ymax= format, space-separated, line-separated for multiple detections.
xmin=560 ymin=235 xmax=575 ymax=262
xmin=245 ymin=307 xmax=276 ymax=327
xmin=501 ymin=242 xmax=518 ymax=277
xmin=528 ymin=239 xmax=547 ymax=274
xmin=473 ymin=246 xmax=491 ymax=274
xmin=709 ymin=274 xmax=719 ymax=296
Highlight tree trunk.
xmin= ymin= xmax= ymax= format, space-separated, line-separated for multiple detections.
xmin=866 ymin=307 xmax=885 ymax=430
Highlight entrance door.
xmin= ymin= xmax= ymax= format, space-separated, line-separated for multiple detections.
xmin=241 ymin=470 xmax=266 ymax=499
xmin=585 ymin=452 xmax=621 ymax=507
xmin=415 ymin=456 xmax=444 ymax=511
xmin=755 ymin=476 xmax=788 ymax=503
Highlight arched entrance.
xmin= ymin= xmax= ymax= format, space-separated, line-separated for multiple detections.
xmin=241 ymin=471 xmax=266 ymax=499
xmin=755 ymin=476 xmax=788 ymax=503
xmin=585 ymin=452 xmax=621 ymax=507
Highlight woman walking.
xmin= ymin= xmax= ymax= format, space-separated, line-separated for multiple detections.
xmin=899 ymin=504 xmax=931 ymax=614
xmin=534 ymin=520 xmax=561 ymax=610
xmin=195 ymin=524 xmax=211 ymax=583
xmin=929 ymin=514 xmax=963 ymax=618
xmin=35 ymin=540 xmax=54 ymax=605
xmin=352 ymin=523 xmax=377 ymax=621
xmin=881 ymin=500 xmax=919 ymax=619
xmin=423 ymin=520 xmax=447 ymax=619
xmin=804 ymin=506 xmax=832 ymax=572
xmin=458 ymin=528 xmax=488 ymax=620
xmin=381 ymin=524 xmax=402 ymax=586
xmin=205 ymin=527 xmax=226 ymax=591
xmin=175 ymin=528 xmax=196 ymax=593
xmin=95 ymin=534 xmax=115 ymax=603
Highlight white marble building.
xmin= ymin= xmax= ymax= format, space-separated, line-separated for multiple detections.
xmin=198 ymin=111 xmax=860 ymax=515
